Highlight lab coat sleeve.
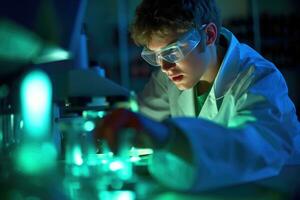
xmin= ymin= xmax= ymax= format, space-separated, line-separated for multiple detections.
xmin=149 ymin=66 xmax=299 ymax=191
xmin=138 ymin=70 xmax=171 ymax=121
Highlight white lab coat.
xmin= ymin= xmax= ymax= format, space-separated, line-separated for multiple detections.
xmin=138 ymin=28 xmax=300 ymax=191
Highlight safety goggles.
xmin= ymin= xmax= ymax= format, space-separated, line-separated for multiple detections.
xmin=141 ymin=24 xmax=207 ymax=66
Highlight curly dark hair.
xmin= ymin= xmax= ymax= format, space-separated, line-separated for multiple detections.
xmin=130 ymin=0 xmax=222 ymax=47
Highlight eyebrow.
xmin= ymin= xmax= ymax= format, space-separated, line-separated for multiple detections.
xmin=146 ymin=40 xmax=177 ymax=53
xmin=147 ymin=29 xmax=191 ymax=52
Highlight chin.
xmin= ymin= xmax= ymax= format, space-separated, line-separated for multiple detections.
xmin=175 ymin=83 xmax=193 ymax=91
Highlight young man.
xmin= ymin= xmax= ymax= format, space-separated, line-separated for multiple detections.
xmin=96 ymin=0 xmax=300 ymax=191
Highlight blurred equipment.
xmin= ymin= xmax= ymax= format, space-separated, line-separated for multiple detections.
xmin=0 ymin=19 xmax=70 ymax=78
xmin=0 ymin=0 xmax=143 ymax=199
xmin=0 ymin=0 xmax=86 ymax=79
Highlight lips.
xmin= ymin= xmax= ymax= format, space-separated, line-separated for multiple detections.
xmin=170 ymin=75 xmax=184 ymax=82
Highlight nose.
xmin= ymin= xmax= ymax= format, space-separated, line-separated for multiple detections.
xmin=160 ymin=59 xmax=176 ymax=74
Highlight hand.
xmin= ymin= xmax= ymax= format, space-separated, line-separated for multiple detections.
xmin=93 ymin=108 xmax=169 ymax=153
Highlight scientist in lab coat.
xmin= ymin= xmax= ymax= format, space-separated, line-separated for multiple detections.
xmin=96 ymin=0 xmax=300 ymax=191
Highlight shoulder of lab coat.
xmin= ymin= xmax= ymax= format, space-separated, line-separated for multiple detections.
xmin=137 ymin=69 xmax=172 ymax=121
xmin=147 ymin=28 xmax=300 ymax=191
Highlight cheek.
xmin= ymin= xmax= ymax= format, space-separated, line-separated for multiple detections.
xmin=192 ymin=51 xmax=210 ymax=71
xmin=179 ymin=53 xmax=208 ymax=74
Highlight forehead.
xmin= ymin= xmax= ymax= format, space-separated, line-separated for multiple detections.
xmin=147 ymin=29 xmax=187 ymax=51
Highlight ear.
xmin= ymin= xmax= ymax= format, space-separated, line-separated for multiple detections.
xmin=205 ymin=23 xmax=218 ymax=46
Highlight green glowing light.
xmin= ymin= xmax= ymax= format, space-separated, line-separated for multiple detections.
xmin=97 ymin=152 xmax=113 ymax=164
xmin=109 ymin=161 xmax=124 ymax=171
xmin=70 ymin=165 xmax=90 ymax=177
xmin=129 ymin=147 xmax=153 ymax=156
xmin=15 ymin=142 xmax=57 ymax=175
xmin=130 ymin=156 xmax=141 ymax=163
xmin=73 ymin=146 xmax=83 ymax=166
xmin=130 ymin=100 xmax=139 ymax=112
xmin=10 ymin=114 xmax=14 ymax=129
xmin=86 ymin=154 xmax=99 ymax=166
xmin=82 ymin=111 xmax=106 ymax=118
xmin=99 ymin=191 xmax=135 ymax=200
xmin=33 ymin=46 xmax=70 ymax=64
xmin=71 ymin=166 xmax=81 ymax=177
xmin=129 ymin=91 xmax=139 ymax=112
xmin=19 ymin=120 xmax=24 ymax=129
xmin=101 ymin=159 xmax=108 ymax=164
xmin=83 ymin=121 xmax=95 ymax=132
xmin=82 ymin=165 xmax=90 ymax=177
xmin=75 ymin=154 xmax=83 ymax=166
xmin=97 ymin=111 xmax=105 ymax=118
xmin=97 ymin=152 xmax=114 ymax=158
xmin=109 ymin=159 xmax=132 ymax=180
xmin=20 ymin=70 xmax=52 ymax=138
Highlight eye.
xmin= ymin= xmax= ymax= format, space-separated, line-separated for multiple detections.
xmin=162 ymin=47 xmax=181 ymax=61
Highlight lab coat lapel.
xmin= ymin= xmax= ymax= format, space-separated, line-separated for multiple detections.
xmin=199 ymin=88 xmax=219 ymax=120
xmin=177 ymin=88 xmax=196 ymax=117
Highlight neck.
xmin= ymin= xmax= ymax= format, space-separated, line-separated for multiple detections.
xmin=197 ymin=45 xmax=225 ymax=94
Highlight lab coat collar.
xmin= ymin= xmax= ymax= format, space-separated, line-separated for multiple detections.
xmin=199 ymin=28 xmax=241 ymax=119
xmin=213 ymin=28 xmax=240 ymax=99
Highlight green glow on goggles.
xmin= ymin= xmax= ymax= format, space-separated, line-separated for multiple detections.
xmin=141 ymin=24 xmax=207 ymax=66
